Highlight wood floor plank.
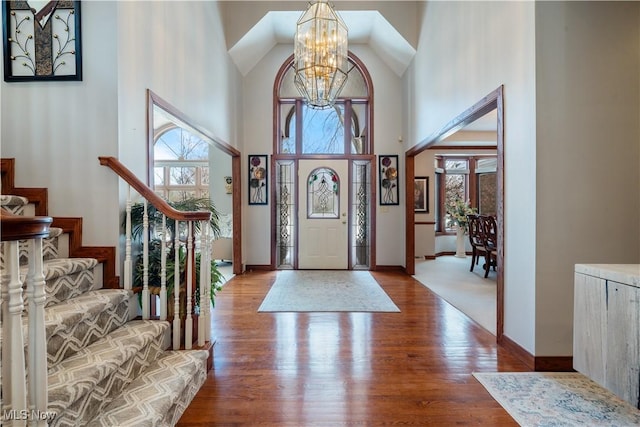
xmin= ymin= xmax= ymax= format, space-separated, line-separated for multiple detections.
xmin=177 ymin=270 xmax=527 ymax=426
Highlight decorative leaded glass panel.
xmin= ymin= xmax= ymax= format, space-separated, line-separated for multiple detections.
xmin=351 ymin=160 xmax=371 ymax=268
xmin=276 ymin=160 xmax=296 ymax=268
xmin=307 ymin=167 xmax=339 ymax=218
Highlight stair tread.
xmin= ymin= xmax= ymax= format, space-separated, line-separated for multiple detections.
xmin=1 ymin=256 xmax=98 ymax=279
xmin=0 ymin=194 xmax=29 ymax=206
xmin=48 ymin=320 xmax=170 ymax=417
xmin=88 ymin=350 xmax=208 ymax=427
xmin=21 ymin=288 xmax=129 ymax=335
xmin=44 ymin=289 xmax=132 ymax=366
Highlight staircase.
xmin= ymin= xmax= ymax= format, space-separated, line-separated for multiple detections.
xmin=0 ymin=160 xmax=208 ymax=426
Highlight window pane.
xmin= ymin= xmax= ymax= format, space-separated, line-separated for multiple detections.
xmin=200 ymin=166 xmax=209 ymax=185
xmin=307 ymin=167 xmax=339 ymax=218
xmin=302 ymin=104 xmax=345 ymax=154
xmin=445 ymin=174 xmax=465 ymax=229
xmin=351 ymin=103 xmax=366 ymax=154
xmin=155 ymin=127 xmax=208 ymax=161
xmin=281 ymin=104 xmax=296 ymax=154
xmin=154 ymin=167 xmax=165 ymax=185
xmin=445 ymin=159 xmax=467 ymax=171
xmin=477 ymin=157 xmax=497 ymax=172
xmin=340 ymin=61 xmax=368 ymax=98
xmin=170 ymin=167 xmax=196 ymax=185
xmin=279 ymin=66 xmax=299 ymax=98
xmin=167 ymin=190 xmax=196 ymax=202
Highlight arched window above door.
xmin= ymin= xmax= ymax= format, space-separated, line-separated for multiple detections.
xmin=275 ymin=52 xmax=373 ymax=156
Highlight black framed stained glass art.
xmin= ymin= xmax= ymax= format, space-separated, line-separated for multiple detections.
xmin=2 ymin=0 xmax=82 ymax=82
xmin=248 ymin=155 xmax=268 ymax=205
xmin=379 ymin=155 xmax=399 ymax=205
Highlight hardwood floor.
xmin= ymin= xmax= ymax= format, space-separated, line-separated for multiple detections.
xmin=177 ymin=270 xmax=529 ymax=426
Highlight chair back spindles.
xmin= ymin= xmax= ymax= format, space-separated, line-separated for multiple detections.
xmin=467 ymin=213 xmax=498 ymax=277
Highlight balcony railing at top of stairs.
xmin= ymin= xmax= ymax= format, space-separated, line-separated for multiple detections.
xmin=98 ymin=156 xmax=213 ymax=351
xmin=1 ymin=208 xmax=52 ymax=427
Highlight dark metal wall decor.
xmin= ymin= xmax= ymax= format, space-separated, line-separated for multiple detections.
xmin=379 ymin=155 xmax=399 ymax=205
xmin=3 ymin=0 xmax=82 ymax=82
xmin=248 ymin=155 xmax=268 ymax=205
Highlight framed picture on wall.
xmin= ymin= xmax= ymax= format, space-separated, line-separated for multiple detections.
xmin=248 ymin=155 xmax=268 ymax=205
xmin=379 ymin=155 xmax=399 ymax=205
xmin=2 ymin=1 xmax=83 ymax=82
xmin=414 ymin=176 xmax=429 ymax=213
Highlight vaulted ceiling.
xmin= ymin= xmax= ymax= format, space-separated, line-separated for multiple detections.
xmin=220 ymin=1 xmax=418 ymax=77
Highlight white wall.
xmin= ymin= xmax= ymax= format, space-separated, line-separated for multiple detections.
xmin=406 ymin=1 xmax=537 ymax=353
xmin=1 ymin=1 xmax=120 ymax=247
xmin=117 ymin=1 xmax=241 ymax=181
xmin=241 ymin=43 xmax=406 ymax=267
xmin=115 ymin=1 xmax=242 ymax=271
xmin=534 ymin=1 xmax=640 ymax=355
xmin=2 ymin=1 xmax=242 ymax=279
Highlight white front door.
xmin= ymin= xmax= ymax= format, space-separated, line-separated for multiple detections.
xmin=298 ymin=159 xmax=349 ymax=269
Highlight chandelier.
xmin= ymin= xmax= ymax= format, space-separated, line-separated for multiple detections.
xmin=294 ymin=0 xmax=348 ymax=109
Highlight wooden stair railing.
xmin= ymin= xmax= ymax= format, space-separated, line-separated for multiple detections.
xmin=99 ymin=156 xmax=213 ymax=351
xmin=1 ymin=208 xmax=52 ymax=427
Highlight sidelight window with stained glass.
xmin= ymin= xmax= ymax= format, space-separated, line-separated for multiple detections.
xmin=307 ymin=167 xmax=340 ymax=219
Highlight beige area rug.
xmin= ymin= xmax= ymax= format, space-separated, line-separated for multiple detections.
xmin=413 ymin=256 xmax=496 ymax=334
xmin=473 ymin=372 xmax=640 ymax=426
xmin=258 ymin=270 xmax=400 ymax=312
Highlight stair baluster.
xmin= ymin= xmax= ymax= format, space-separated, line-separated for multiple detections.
xmin=185 ymin=223 xmax=194 ymax=350
xmin=124 ymin=186 xmax=133 ymax=290
xmin=159 ymin=214 xmax=167 ymax=321
xmin=1 ymin=209 xmax=52 ymax=427
xmin=25 ymin=237 xmax=49 ymax=427
xmin=2 ymin=240 xmax=28 ymax=427
xmin=173 ymin=222 xmax=181 ymax=350
xmin=198 ymin=222 xmax=208 ymax=346
xmin=142 ymin=199 xmax=150 ymax=320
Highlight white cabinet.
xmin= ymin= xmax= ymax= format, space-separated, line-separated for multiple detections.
xmin=573 ymin=264 xmax=640 ymax=409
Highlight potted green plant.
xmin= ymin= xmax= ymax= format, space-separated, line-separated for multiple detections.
xmin=127 ymin=197 xmax=225 ymax=314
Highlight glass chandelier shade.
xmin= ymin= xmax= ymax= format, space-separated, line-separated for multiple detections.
xmin=294 ymin=0 xmax=348 ymax=109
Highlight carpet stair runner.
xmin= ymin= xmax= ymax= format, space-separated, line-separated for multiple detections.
xmin=1 ymin=194 xmax=207 ymax=426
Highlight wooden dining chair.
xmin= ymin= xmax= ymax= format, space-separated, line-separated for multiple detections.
xmin=480 ymin=215 xmax=498 ymax=278
xmin=467 ymin=214 xmax=488 ymax=273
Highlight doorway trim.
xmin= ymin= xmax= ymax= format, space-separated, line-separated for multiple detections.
xmin=146 ymin=89 xmax=243 ymax=276
xmin=405 ymin=85 xmax=504 ymax=339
